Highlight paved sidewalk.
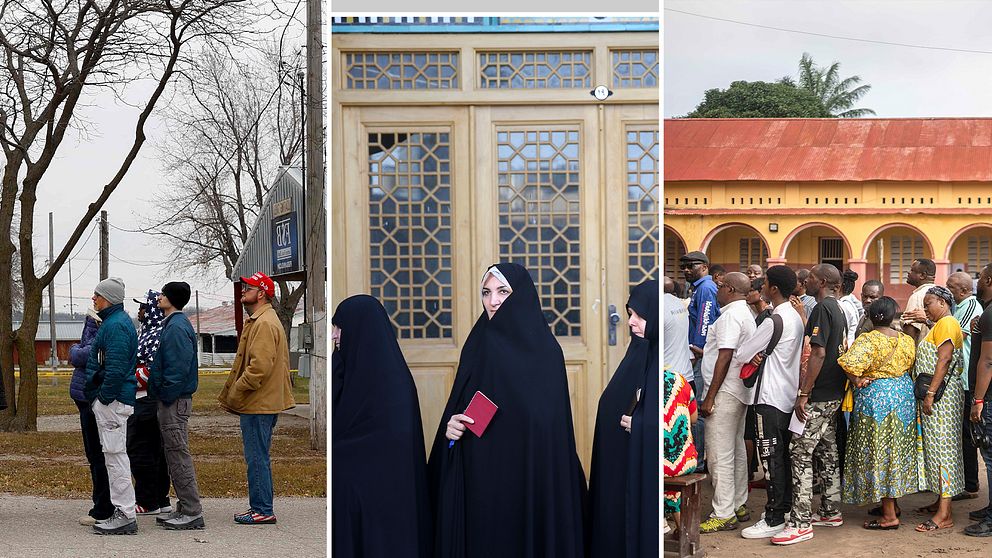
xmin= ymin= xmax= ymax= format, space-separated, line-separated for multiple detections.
xmin=0 ymin=496 xmax=326 ymax=557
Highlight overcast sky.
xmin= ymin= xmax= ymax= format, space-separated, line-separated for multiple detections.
xmin=665 ymin=1 xmax=992 ymax=118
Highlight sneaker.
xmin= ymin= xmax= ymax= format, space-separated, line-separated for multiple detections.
xmin=136 ymin=504 xmax=172 ymax=515
xmin=93 ymin=509 xmax=137 ymax=536
xmin=663 ymin=519 xmax=672 ymax=535
xmin=156 ymin=508 xmax=183 ymax=525
xmin=700 ymin=514 xmax=738 ymax=533
xmin=964 ymin=520 xmax=992 ymax=537
xmin=162 ymin=513 xmax=206 ymax=530
xmin=742 ymin=519 xmax=786 ymax=539
xmin=735 ymin=505 xmax=751 ymax=522
xmin=969 ymin=506 xmax=990 ymax=521
xmin=759 ymin=510 xmax=791 ymax=523
xmin=811 ymin=512 xmax=844 ymax=527
xmin=234 ymin=512 xmax=277 ymax=525
xmin=771 ymin=525 xmax=814 ymax=545
xmin=78 ymin=515 xmax=97 ymax=526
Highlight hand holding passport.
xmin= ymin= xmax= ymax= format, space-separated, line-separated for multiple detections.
xmin=449 ymin=391 xmax=499 ymax=448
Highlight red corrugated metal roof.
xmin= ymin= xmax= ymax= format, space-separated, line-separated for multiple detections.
xmin=665 ymin=118 xmax=992 ymax=182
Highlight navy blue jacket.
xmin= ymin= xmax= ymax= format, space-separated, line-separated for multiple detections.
xmin=84 ymin=303 xmax=138 ymax=406
xmin=149 ymin=311 xmax=198 ymax=405
xmin=69 ymin=316 xmax=100 ymax=402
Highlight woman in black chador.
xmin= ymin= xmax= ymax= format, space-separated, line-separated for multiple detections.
xmin=429 ymin=263 xmax=587 ymax=558
xmin=332 ymin=295 xmax=431 ymax=558
xmin=588 ymin=279 xmax=658 ymax=558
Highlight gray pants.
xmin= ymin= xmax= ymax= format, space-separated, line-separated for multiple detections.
xmin=158 ymin=398 xmax=202 ymax=516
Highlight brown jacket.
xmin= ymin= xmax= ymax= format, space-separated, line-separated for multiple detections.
xmin=218 ymin=303 xmax=295 ymax=414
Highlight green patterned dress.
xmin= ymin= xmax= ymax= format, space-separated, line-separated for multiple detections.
xmin=912 ymin=316 xmax=965 ymax=498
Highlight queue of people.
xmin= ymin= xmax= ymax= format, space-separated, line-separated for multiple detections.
xmin=331 ymin=263 xmax=660 ymax=558
xmin=71 ymin=272 xmax=295 ymax=534
xmin=664 ymin=253 xmax=992 ymax=545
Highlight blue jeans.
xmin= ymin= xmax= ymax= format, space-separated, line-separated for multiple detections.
xmin=240 ymin=414 xmax=279 ymax=515
xmin=981 ymin=402 xmax=992 ymax=522
xmin=691 ymin=360 xmax=706 ymax=468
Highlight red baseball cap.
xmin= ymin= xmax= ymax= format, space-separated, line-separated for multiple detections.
xmin=240 ymin=272 xmax=275 ymax=298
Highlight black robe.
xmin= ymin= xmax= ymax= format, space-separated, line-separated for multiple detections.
xmin=428 ymin=263 xmax=587 ymax=558
xmin=332 ymin=295 xmax=432 ymax=558
xmin=625 ymin=280 xmax=660 ymax=558
xmin=587 ymin=288 xmax=654 ymax=557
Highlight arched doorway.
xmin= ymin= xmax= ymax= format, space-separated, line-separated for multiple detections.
xmin=781 ymin=223 xmax=852 ymax=274
xmin=701 ymin=223 xmax=769 ymax=274
xmin=863 ymin=223 xmax=934 ymax=307
xmin=664 ymin=225 xmax=687 ymax=280
xmin=946 ymin=224 xmax=992 ymax=279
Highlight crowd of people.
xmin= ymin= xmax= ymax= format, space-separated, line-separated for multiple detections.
xmin=332 ymin=263 xmax=659 ymax=558
xmin=67 ymin=272 xmax=295 ymax=534
xmin=664 ymin=252 xmax=992 ymax=545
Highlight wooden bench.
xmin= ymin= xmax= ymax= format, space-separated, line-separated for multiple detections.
xmin=664 ymin=472 xmax=707 ymax=558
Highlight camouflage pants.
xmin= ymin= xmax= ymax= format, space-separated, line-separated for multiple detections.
xmin=788 ymin=399 xmax=842 ymax=528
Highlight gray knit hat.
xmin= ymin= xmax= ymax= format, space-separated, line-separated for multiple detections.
xmin=94 ymin=277 xmax=126 ymax=305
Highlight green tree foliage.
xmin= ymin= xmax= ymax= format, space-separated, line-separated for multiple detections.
xmin=792 ymin=52 xmax=875 ymax=118
xmin=685 ymin=80 xmax=831 ymax=118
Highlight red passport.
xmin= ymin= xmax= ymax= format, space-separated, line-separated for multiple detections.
xmin=463 ymin=391 xmax=499 ymax=438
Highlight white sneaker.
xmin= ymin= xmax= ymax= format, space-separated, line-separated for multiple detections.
xmin=760 ymin=510 xmax=791 ymax=522
xmin=663 ymin=519 xmax=672 ymax=534
xmin=742 ymin=518 xmax=786 ymax=539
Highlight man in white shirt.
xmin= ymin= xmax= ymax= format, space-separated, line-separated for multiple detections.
xmin=733 ymin=266 xmax=805 ymax=539
xmin=901 ymin=258 xmax=937 ymax=344
xmin=664 ymin=277 xmax=693 ymax=383
xmin=699 ymin=272 xmax=757 ymax=533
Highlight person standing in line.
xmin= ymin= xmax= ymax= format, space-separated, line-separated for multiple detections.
xmin=663 ymin=277 xmax=693 ymax=386
xmin=965 ymin=263 xmax=992 ymax=537
xmin=901 ymin=259 xmax=938 ymax=344
xmin=70 ymin=308 xmax=114 ymax=526
xmin=735 ymin=266 xmax=805 ymax=540
xmin=746 ymin=278 xmax=772 ymax=324
xmin=698 ymin=272 xmax=756 ymax=533
xmin=948 ymin=271 xmax=983 ymax=502
xmin=681 ymin=251 xmax=720 ymax=472
xmin=218 ymin=272 xmax=296 ymax=525
xmin=84 ymin=277 xmax=139 ymax=535
xmin=838 ymin=270 xmax=863 ymax=345
xmin=771 ymin=264 xmax=847 ymax=546
xmin=149 ymin=281 xmax=205 ymax=530
xmin=746 ymin=264 xmax=764 ymax=282
xmin=128 ymin=290 xmax=172 ymax=518
xmin=854 ymin=281 xmax=885 ymax=339
xmin=796 ymin=269 xmax=817 ymax=319
xmin=710 ymin=264 xmax=727 ymax=289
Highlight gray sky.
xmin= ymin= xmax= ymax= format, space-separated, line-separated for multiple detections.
xmin=665 ymin=1 xmax=992 ymax=118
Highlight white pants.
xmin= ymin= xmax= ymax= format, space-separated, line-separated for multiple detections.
xmin=707 ymin=390 xmax=749 ymax=519
xmin=93 ymin=399 xmax=136 ymax=518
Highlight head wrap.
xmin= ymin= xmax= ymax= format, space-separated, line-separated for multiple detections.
xmin=927 ymin=285 xmax=954 ymax=309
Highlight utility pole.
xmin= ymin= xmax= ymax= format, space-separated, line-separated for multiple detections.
xmin=99 ymin=210 xmax=109 ymax=280
xmin=68 ymin=257 xmax=74 ymax=319
xmin=48 ymin=213 xmax=58 ymax=383
xmin=195 ymin=290 xmax=202 ymax=366
xmin=305 ymin=0 xmax=326 ymax=451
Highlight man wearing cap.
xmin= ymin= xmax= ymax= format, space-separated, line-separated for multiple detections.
xmin=681 ymin=250 xmax=720 ymax=471
xmin=219 ymin=272 xmax=295 ymax=525
xmin=84 ymin=277 xmax=139 ymax=535
xmin=149 ymin=281 xmax=205 ymax=530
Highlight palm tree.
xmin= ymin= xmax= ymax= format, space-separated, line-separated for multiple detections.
xmin=790 ymin=53 xmax=875 ymax=118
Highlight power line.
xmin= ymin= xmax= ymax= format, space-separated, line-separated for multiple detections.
xmin=665 ymin=8 xmax=992 ymax=55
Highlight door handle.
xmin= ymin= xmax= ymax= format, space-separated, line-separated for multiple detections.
xmin=608 ymin=304 xmax=621 ymax=346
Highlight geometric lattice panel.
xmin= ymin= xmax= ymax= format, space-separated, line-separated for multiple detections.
xmin=627 ymin=128 xmax=659 ymax=287
xmin=497 ymin=129 xmax=581 ymax=336
xmin=368 ymin=132 xmax=453 ymax=339
xmin=346 ymin=52 xmax=458 ymax=89
xmin=612 ymin=49 xmax=659 ymax=89
xmin=480 ymin=51 xmax=591 ymax=89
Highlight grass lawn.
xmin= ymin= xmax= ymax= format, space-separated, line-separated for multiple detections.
xmin=2 ymin=373 xmax=323 ymax=498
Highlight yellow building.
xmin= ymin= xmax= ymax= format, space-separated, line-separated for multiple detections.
xmin=665 ymin=118 xmax=992 ymax=306
xmin=331 ymin=17 xmax=659 ymax=467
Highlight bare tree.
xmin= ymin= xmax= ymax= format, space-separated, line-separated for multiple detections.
xmin=139 ymin=24 xmax=306 ymax=340
xmin=0 ymin=0 xmax=256 ymax=431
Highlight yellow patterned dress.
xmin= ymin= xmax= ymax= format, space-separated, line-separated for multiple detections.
xmin=913 ymin=316 xmax=965 ymax=498
xmin=837 ymin=330 xmax=918 ymax=504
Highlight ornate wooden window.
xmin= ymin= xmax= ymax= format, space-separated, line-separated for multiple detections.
xmin=497 ymin=129 xmax=582 ymax=336
xmin=479 ymin=51 xmax=591 ymax=89
xmin=345 ymin=52 xmax=458 ymax=89
xmin=612 ymin=49 xmax=658 ymax=88
xmin=368 ymin=131 xmax=453 ymax=338
xmin=626 ymin=127 xmax=659 ymax=286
